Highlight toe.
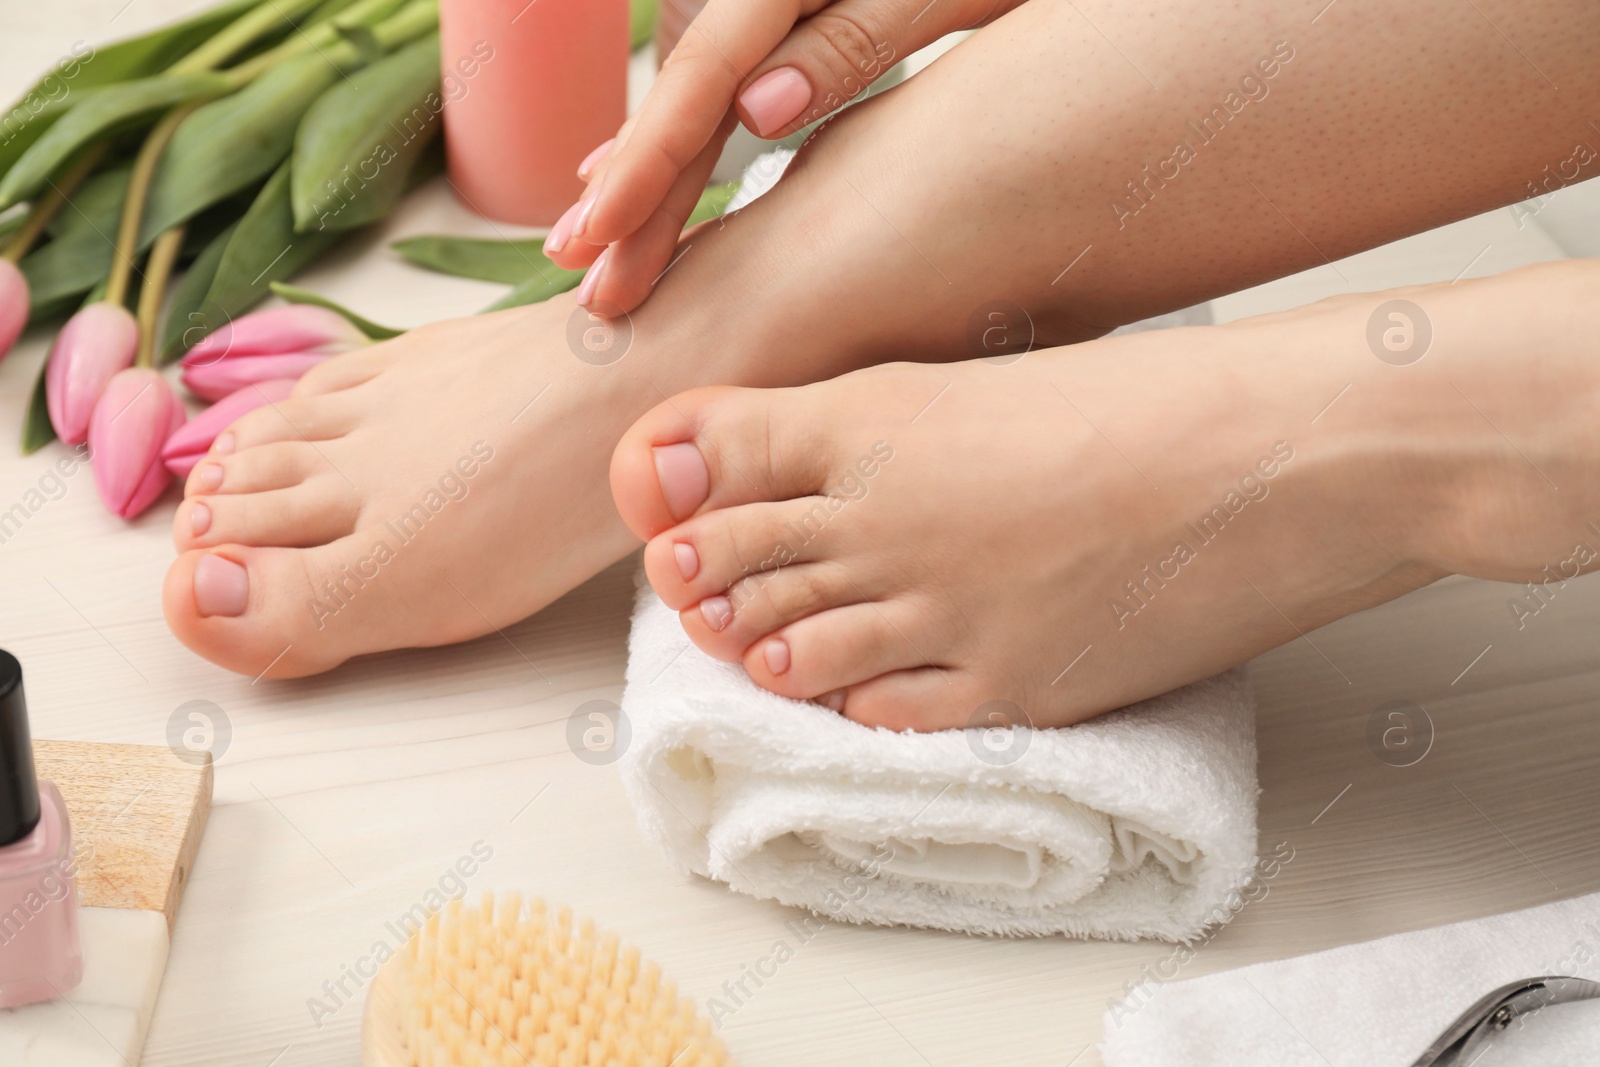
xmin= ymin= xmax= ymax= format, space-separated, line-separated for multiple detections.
xmin=641 ymin=498 xmax=842 ymax=609
xmin=183 ymin=441 xmax=327 ymax=498
xmin=677 ymin=561 xmax=865 ymax=662
xmin=225 ymin=392 xmax=361 ymax=451
xmin=836 ymin=668 xmax=998 ymax=734
xmin=292 ymin=347 xmax=389 ymax=397
xmin=175 ymin=477 xmax=359 ymax=551
xmin=610 ymin=385 xmax=837 ymax=539
xmin=739 ymin=600 xmax=934 ymax=703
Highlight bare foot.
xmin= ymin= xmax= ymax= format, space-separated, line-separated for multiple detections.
xmin=609 ymin=263 xmax=1600 ymax=728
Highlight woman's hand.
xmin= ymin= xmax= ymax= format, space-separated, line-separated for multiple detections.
xmin=546 ymin=0 xmax=1021 ymax=314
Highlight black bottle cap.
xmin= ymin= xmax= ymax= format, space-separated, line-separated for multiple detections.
xmin=0 ymin=651 xmax=41 ymax=847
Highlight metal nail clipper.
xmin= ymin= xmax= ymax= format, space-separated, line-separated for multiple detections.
xmin=1411 ymin=975 xmax=1600 ymax=1066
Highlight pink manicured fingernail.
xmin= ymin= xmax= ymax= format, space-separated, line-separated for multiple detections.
xmin=544 ymin=201 xmax=579 ymax=256
xmin=700 ymin=596 xmax=732 ymax=632
xmin=739 ymin=67 xmax=810 ymax=137
xmin=576 ymin=137 xmax=615 ymax=180
xmin=194 ymin=555 xmax=248 ymax=617
xmin=190 ymin=502 xmax=211 ymax=537
xmin=819 ymin=689 xmax=846 ymax=712
xmin=673 ymin=541 xmax=699 ymax=582
xmin=652 ymin=442 xmax=709 ymax=520
xmin=763 ymin=638 xmax=790 ymax=675
xmin=576 ymin=248 xmax=609 ymax=307
xmin=571 ymin=185 xmax=600 ymax=239
xmin=212 ymin=432 xmax=234 ymax=455
xmin=196 ymin=463 xmax=223 ymax=492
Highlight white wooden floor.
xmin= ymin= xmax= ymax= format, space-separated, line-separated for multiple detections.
xmin=4 ymin=6 xmax=1598 ymax=1066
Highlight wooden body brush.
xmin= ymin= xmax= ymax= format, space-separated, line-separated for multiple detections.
xmin=362 ymin=892 xmax=734 ymax=1067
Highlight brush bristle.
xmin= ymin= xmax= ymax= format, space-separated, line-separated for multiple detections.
xmin=392 ymin=892 xmax=733 ymax=1067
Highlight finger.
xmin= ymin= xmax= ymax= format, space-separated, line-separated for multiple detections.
xmin=573 ymin=0 xmax=812 ymax=248
xmin=581 ymin=109 xmax=740 ymax=315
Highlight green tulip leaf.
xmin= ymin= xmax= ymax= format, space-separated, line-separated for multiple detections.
xmin=631 ymin=0 xmax=659 ymax=50
xmin=481 ymin=269 xmax=587 ymax=313
xmin=389 ymin=234 xmax=564 ymax=286
xmin=19 ymin=163 xmax=131 ymax=313
xmin=0 ymin=72 xmax=231 ymax=209
xmin=268 ymin=281 xmax=404 ymax=339
xmin=20 ymin=356 xmax=55 ymax=456
xmin=291 ymin=34 xmax=442 ymax=234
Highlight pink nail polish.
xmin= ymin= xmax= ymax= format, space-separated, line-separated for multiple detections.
xmin=576 ymin=248 xmax=608 ymax=307
xmin=673 ymin=542 xmax=699 ymax=582
xmin=190 ymin=502 xmax=211 ymax=537
xmin=571 ymin=185 xmax=600 ymax=239
xmin=194 ymin=555 xmax=249 ymax=618
xmin=212 ymin=432 xmax=234 ymax=455
xmin=739 ymin=67 xmax=811 ymax=138
xmin=763 ymin=638 xmax=790 ymax=675
xmin=544 ymin=201 xmax=579 ymax=256
xmin=576 ymin=137 xmax=615 ymax=180
xmin=651 ymin=442 xmax=710 ymax=520
xmin=700 ymin=596 xmax=732 ymax=632
xmin=0 ymin=651 xmax=83 ymax=1008
xmin=196 ymin=463 xmax=223 ymax=492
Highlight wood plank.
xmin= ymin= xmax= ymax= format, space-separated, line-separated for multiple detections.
xmin=32 ymin=740 xmax=213 ymax=932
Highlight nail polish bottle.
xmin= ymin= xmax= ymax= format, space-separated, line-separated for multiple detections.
xmin=0 ymin=650 xmax=83 ymax=1008
xmin=439 ymin=0 xmax=628 ymax=225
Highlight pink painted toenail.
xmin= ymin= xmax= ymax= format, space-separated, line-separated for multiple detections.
xmin=193 ymin=555 xmax=248 ymax=618
xmin=190 ymin=502 xmax=211 ymax=537
xmin=818 ymin=689 xmax=847 ymax=712
xmin=700 ymin=596 xmax=732 ymax=632
xmin=673 ymin=542 xmax=699 ymax=582
xmin=212 ymin=432 xmax=234 ymax=455
xmin=763 ymin=638 xmax=790 ymax=675
xmin=196 ymin=463 xmax=223 ymax=491
xmin=653 ymin=442 xmax=709 ymax=521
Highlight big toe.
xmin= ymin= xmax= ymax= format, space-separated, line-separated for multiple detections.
xmin=609 ymin=384 xmax=834 ymax=540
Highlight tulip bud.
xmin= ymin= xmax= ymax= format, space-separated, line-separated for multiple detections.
xmin=161 ymin=378 xmax=295 ymax=477
xmin=180 ymin=304 xmax=366 ymax=399
xmin=88 ymin=367 xmax=186 ymax=520
xmin=0 ymin=259 xmax=28 ymax=359
xmin=45 ymin=302 xmax=139 ymax=445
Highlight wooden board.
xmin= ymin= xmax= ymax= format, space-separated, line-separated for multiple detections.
xmin=32 ymin=740 xmax=213 ymax=932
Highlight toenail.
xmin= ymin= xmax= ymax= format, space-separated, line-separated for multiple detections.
xmin=700 ymin=596 xmax=732 ymax=632
xmin=193 ymin=555 xmax=249 ymax=618
xmin=190 ymin=502 xmax=211 ymax=537
xmin=673 ymin=542 xmax=699 ymax=582
xmin=212 ymin=433 xmax=234 ymax=455
xmin=196 ymin=463 xmax=223 ymax=491
xmin=653 ymin=442 xmax=710 ymax=521
xmin=818 ymin=689 xmax=847 ymax=712
xmin=763 ymin=638 xmax=790 ymax=675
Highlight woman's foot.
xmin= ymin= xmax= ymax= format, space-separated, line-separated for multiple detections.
xmin=610 ymin=263 xmax=1600 ymax=729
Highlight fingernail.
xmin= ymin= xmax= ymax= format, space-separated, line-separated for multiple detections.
xmin=545 ymin=201 xmax=579 ymax=255
xmin=819 ymin=689 xmax=847 ymax=712
xmin=652 ymin=441 xmax=709 ymax=520
xmin=190 ymin=502 xmax=211 ymax=537
xmin=700 ymin=596 xmax=732 ymax=632
xmin=196 ymin=463 xmax=223 ymax=492
xmin=763 ymin=638 xmax=790 ymax=675
xmin=673 ymin=541 xmax=699 ymax=582
xmin=212 ymin=432 xmax=235 ymax=455
xmin=576 ymin=137 xmax=615 ymax=180
xmin=193 ymin=554 xmax=248 ymax=618
xmin=576 ymin=248 xmax=609 ymax=307
xmin=739 ymin=67 xmax=811 ymax=137
xmin=571 ymin=184 xmax=600 ymax=239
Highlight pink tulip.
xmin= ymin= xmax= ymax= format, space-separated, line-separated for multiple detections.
xmin=161 ymin=378 xmax=296 ymax=477
xmin=0 ymin=259 xmax=27 ymax=359
xmin=88 ymin=368 xmax=186 ymax=520
xmin=181 ymin=305 xmax=366 ymax=401
xmin=46 ymin=302 xmax=138 ymax=445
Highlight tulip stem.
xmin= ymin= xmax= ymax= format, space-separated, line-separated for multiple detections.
xmin=135 ymin=225 xmax=185 ymax=369
xmin=169 ymin=0 xmax=326 ymax=75
xmin=225 ymin=0 xmax=413 ymax=84
xmin=0 ymin=142 xmax=110 ymax=264
xmin=104 ymin=100 xmax=206 ymax=310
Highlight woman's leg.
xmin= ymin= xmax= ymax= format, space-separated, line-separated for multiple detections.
xmin=164 ymin=0 xmax=1600 ymax=676
xmin=610 ymin=260 xmax=1600 ymax=727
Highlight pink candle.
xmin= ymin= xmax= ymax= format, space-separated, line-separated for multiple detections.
xmin=440 ymin=0 xmax=628 ymax=226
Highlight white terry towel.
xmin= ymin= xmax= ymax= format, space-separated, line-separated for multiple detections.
xmin=618 ymin=585 xmax=1260 ymax=941
xmin=1101 ymin=890 xmax=1600 ymax=1066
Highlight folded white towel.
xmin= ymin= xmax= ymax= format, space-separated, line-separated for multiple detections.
xmin=1101 ymin=890 xmax=1600 ymax=1065
xmin=618 ymin=585 xmax=1260 ymax=940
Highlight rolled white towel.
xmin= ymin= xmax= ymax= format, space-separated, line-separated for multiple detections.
xmin=618 ymin=585 xmax=1260 ymax=941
